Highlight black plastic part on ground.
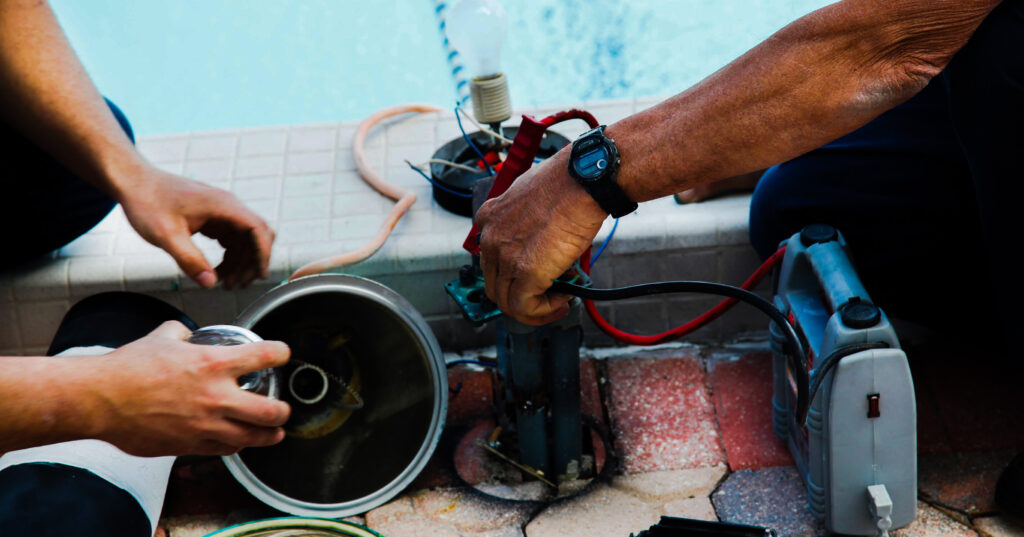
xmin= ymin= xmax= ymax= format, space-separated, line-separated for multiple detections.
xmin=634 ymin=516 xmax=777 ymax=537
xmin=47 ymin=291 xmax=198 ymax=356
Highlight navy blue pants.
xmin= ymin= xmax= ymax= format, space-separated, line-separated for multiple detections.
xmin=750 ymin=0 xmax=1023 ymax=355
xmin=1 ymin=98 xmax=129 ymax=270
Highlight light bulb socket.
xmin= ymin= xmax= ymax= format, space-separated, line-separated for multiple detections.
xmin=470 ymin=73 xmax=511 ymax=125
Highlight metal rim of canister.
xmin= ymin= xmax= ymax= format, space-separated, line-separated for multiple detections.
xmin=222 ymin=273 xmax=448 ymax=518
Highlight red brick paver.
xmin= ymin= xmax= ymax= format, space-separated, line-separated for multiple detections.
xmin=606 ymin=351 xmax=725 ymax=473
xmin=708 ymin=351 xmax=793 ymax=470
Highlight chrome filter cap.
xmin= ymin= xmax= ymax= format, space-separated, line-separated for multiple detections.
xmin=224 ymin=274 xmax=447 ymax=518
xmin=187 ymin=325 xmax=279 ymax=398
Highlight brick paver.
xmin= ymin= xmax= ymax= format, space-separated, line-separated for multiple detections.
xmin=712 ymin=466 xmax=824 ymax=537
xmin=708 ymin=351 xmax=793 ymax=470
xmin=892 ymin=502 xmax=978 ymax=537
xmin=606 ymin=351 xmax=725 ymax=473
xmin=973 ymin=515 xmax=1024 ymax=537
xmin=610 ymin=465 xmax=726 ymax=504
xmin=919 ymin=450 xmax=1017 ymax=514
xmin=524 ymin=485 xmax=660 ymax=537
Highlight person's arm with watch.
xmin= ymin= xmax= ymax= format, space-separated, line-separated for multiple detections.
xmin=475 ymin=0 xmax=1000 ymax=325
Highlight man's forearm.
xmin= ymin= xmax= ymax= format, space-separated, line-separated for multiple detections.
xmin=0 ymin=356 xmax=105 ymax=453
xmin=608 ymin=0 xmax=1001 ymax=203
xmin=0 ymin=0 xmax=147 ymax=201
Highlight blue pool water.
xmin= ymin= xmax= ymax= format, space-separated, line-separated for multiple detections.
xmin=51 ymin=0 xmax=831 ymax=135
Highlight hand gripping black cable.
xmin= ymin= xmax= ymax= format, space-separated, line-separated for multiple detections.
xmin=550 ymin=280 xmax=811 ymax=427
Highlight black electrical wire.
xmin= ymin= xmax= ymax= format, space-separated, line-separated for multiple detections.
xmin=805 ymin=341 xmax=890 ymax=421
xmin=550 ymin=280 xmax=810 ymax=427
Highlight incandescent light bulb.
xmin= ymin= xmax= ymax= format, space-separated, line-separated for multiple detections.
xmin=447 ymin=0 xmax=507 ymax=78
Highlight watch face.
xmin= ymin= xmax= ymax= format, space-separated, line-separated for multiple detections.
xmin=572 ymin=144 xmax=610 ymax=181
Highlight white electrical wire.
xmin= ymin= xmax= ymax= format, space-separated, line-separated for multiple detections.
xmin=456 ymin=105 xmax=514 ymax=144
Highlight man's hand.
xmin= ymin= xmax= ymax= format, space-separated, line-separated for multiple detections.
xmin=90 ymin=321 xmax=291 ymax=457
xmin=476 ymin=149 xmax=608 ymax=325
xmin=119 ymin=167 xmax=275 ymax=290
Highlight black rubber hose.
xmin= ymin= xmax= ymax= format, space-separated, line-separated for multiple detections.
xmin=549 ymin=280 xmax=810 ymax=427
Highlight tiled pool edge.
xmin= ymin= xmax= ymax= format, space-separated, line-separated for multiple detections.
xmin=0 ymin=97 xmax=770 ymax=355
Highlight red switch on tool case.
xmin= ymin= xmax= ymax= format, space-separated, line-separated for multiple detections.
xmin=867 ymin=393 xmax=881 ymax=418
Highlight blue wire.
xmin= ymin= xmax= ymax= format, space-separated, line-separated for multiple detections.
xmin=454 ymin=105 xmax=495 ymax=176
xmin=590 ymin=218 xmax=619 ymax=266
xmin=407 ymin=162 xmax=472 ymax=198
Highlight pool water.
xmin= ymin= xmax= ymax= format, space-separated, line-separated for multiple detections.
xmin=51 ymin=0 xmax=831 ymax=136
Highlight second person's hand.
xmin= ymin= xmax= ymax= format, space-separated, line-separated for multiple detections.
xmin=118 ymin=165 xmax=275 ymax=290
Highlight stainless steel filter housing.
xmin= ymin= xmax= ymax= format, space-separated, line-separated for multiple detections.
xmin=223 ymin=274 xmax=447 ymax=517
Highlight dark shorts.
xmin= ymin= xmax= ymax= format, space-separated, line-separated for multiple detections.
xmin=1 ymin=98 xmax=130 ymax=271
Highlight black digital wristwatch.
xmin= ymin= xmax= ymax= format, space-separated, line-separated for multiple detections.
xmin=567 ymin=125 xmax=637 ymax=218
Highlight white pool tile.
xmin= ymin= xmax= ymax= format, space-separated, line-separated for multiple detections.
xmin=288 ymin=126 xmax=338 ymax=153
xmin=277 ymin=219 xmax=330 ymax=244
xmin=0 ymin=304 xmax=21 ymax=350
xmin=58 ymin=232 xmax=114 ymax=258
xmin=124 ymin=256 xmax=180 ymax=293
xmin=69 ymin=257 xmax=125 ymax=297
xmin=187 ymin=134 xmax=238 ymax=160
xmin=234 ymin=155 xmax=285 ymax=179
xmin=239 ymin=130 xmax=288 ymax=156
xmin=17 ymin=299 xmax=69 ymax=349
xmin=114 ymin=233 xmax=163 ymax=256
xmin=387 ymin=117 xmax=439 ymax=147
xmin=232 ymin=177 xmax=282 ymax=201
xmin=281 ymin=195 xmax=331 ymax=221
xmin=330 ymin=214 xmax=386 ymax=240
xmin=11 ymin=259 xmax=69 ymax=302
xmin=286 ymin=151 xmax=335 ymax=174
xmin=284 ymin=173 xmax=332 ymax=197
xmin=332 ymin=191 xmax=387 ymax=217
xmin=91 ymin=206 xmax=128 ymax=234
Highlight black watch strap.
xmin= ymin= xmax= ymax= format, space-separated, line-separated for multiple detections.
xmin=584 ymin=178 xmax=637 ymax=218
xmin=568 ymin=126 xmax=637 ymax=218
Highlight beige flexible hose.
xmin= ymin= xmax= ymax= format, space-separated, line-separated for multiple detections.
xmin=289 ymin=104 xmax=444 ymax=280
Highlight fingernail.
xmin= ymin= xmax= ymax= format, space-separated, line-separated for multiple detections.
xmin=195 ymin=270 xmax=217 ymax=288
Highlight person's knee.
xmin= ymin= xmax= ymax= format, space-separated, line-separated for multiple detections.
xmin=748 ymin=164 xmax=803 ymax=260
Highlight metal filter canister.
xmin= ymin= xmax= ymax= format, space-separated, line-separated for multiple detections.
xmin=222 ymin=274 xmax=448 ymax=518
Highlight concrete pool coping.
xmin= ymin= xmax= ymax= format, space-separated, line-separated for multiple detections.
xmin=0 ymin=95 xmax=769 ymax=356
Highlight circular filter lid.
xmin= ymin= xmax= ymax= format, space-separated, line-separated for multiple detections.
xmin=225 ymin=274 xmax=447 ymax=518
